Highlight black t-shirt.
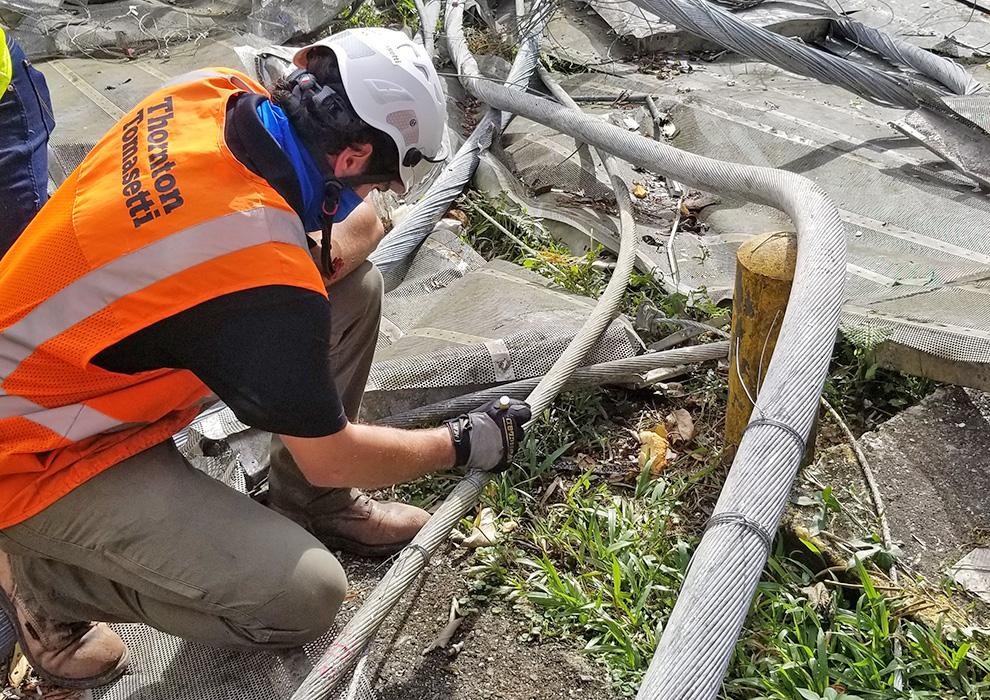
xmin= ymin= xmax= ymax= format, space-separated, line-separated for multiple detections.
xmin=91 ymin=93 xmax=347 ymax=438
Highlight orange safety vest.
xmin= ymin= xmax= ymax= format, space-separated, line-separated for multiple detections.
xmin=0 ymin=68 xmax=327 ymax=528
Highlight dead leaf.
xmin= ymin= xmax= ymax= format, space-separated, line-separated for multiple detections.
xmin=801 ymin=582 xmax=833 ymax=613
xmin=35 ymin=684 xmax=86 ymax=700
xmin=637 ymin=424 xmax=669 ymax=475
xmin=461 ymin=507 xmax=498 ymax=548
xmin=424 ymin=597 xmax=464 ymax=654
xmin=575 ymin=453 xmax=597 ymax=472
xmin=8 ymin=646 xmax=29 ymax=688
xmin=665 ymin=408 xmax=695 ymax=445
xmin=445 ymin=207 xmax=469 ymax=227
xmin=631 ymin=183 xmax=649 ymax=199
xmin=538 ymin=477 xmax=563 ymax=508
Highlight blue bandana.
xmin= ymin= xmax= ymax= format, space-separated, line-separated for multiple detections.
xmin=256 ymin=100 xmax=363 ymax=231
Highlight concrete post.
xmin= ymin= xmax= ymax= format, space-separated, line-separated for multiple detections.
xmin=725 ymin=231 xmax=815 ymax=461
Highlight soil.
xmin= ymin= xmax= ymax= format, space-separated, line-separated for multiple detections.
xmin=340 ymin=550 xmax=616 ymax=700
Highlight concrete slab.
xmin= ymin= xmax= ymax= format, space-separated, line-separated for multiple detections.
xmin=811 ymin=386 xmax=990 ymax=580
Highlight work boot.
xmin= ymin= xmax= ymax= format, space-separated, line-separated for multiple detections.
xmin=270 ymin=487 xmax=430 ymax=557
xmin=0 ymin=550 xmax=128 ymax=689
xmin=268 ymin=441 xmax=430 ymax=557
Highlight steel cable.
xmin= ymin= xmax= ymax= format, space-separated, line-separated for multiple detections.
xmin=368 ymin=0 xmax=545 ymax=275
xmin=289 ymin=2 xmax=555 ymax=698
xmin=832 ymin=17 xmax=982 ymax=96
xmin=442 ymin=34 xmax=846 ymax=700
xmin=381 ymin=342 xmax=730 ymax=428
xmin=299 ymin=0 xmax=847 ymax=697
xmin=629 ymin=0 xmax=970 ymax=110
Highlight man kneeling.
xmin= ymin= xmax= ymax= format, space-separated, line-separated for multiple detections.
xmin=0 ymin=28 xmax=529 ymax=689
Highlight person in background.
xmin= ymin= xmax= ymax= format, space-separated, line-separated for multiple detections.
xmin=0 ymin=27 xmax=55 ymax=257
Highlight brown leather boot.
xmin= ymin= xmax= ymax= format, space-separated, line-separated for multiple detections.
xmin=270 ymin=489 xmax=430 ymax=557
xmin=268 ymin=440 xmax=430 ymax=557
xmin=0 ymin=550 xmax=128 ymax=689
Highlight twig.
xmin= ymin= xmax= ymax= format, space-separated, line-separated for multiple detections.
xmin=820 ymin=579 xmax=902 ymax=593
xmin=470 ymin=206 xmax=566 ymax=278
xmin=822 ymin=397 xmax=903 ymax=689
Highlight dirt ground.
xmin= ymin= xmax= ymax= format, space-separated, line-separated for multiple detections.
xmin=340 ymin=550 xmax=616 ymax=700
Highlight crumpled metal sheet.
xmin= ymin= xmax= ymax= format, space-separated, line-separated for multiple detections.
xmin=247 ymin=0 xmax=350 ymax=43
xmin=494 ymin=58 xmax=990 ymax=373
xmin=892 ymin=104 xmax=990 ymax=191
xmin=2 ymin=0 xmax=240 ymax=60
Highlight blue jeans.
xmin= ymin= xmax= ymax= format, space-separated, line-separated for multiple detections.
xmin=0 ymin=37 xmax=54 ymax=259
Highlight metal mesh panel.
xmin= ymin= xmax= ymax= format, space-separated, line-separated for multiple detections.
xmin=664 ymin=92 xmax=990 ymax=364
xmin=944 ymin=95 xmax=990 ymax=132
xmin=90 ymin=625 xmax=374 ymax=700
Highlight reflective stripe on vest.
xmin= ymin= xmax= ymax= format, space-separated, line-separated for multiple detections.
xmin=0 ymin=206 xmax=304 ymax=441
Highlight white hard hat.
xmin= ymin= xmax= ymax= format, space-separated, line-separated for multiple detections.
xmin=293 ymin=28 xmax=450 ymax=194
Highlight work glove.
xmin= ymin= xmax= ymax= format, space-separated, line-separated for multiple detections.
xmin=444 ymin=397 xmax=532 ymax=472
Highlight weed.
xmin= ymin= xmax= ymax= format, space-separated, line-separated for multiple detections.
xmin=457 ymin=192 xmax=728 ymax=320
xmin=465 ymin=26 xmax=518 ymax=61
xmin=443 ymin=189 xmax=967 ymax=698
xmin=332 ymin=0 xmax=420 ymax=32
xmin=825 ymin=324 xmax=936 ymax=435
xmin=447 ymin=397 xmax=990 ymax=698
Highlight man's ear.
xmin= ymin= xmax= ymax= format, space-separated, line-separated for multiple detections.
xmin=332 ymin=143 xmax=373 ymax=178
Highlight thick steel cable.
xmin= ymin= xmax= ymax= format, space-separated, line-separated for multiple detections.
xmin=412 ymin=0 xmax=441 ymax=56
xmin=381 ymin=342 xmax=730 ymax=428
xmin=527 ymin=64 xmax=640 ymax=414
xmin=832 ymin=18 xmax=982 ymax=96
xmin=441 ymin=38 xmax=845 ymax=700
xmin=368 ymin=0 xmax=547 ymax=274
xmin=628 ymin=0 xmax=957 ymax=110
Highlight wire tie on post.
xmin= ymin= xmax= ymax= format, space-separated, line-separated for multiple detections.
xmin=703 ymin=512 xmax=774 ymax=553
xmin=741 ymin=416 xmax=806 ymax=452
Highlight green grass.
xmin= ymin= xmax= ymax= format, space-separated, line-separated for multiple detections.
xmin=426 ymin=189 xmax=974 ymax=697
xmin=456 ymin=191 xmax=726 ymax=331
xmin=452 ymin=415 xmax=990 ymax=698
xmin=332 ymin=0 xmax=420 ymax=32
xmin=397 ymin=383 xmax=989 ymax=698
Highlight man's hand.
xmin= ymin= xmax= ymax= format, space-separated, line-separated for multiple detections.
xmin=444 ymin=397 xmax=532 ymax=472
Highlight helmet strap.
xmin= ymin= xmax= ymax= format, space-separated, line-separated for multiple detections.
xmin=320 ymin=178 xmax=344 ymax=277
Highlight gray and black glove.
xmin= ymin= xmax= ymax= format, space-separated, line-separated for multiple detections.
xmin=444 ymin=396 xmax=532 ymax=472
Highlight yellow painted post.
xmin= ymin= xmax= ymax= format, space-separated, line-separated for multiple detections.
xmin=725 ymin=231 xmax=816 ymax=462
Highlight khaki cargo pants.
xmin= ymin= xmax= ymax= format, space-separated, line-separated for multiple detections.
xmin=0 ymin=260 xmax=383 ymax=649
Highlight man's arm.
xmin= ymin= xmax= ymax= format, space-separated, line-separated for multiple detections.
xmin=280 ymin=423 xmax=455 ymax=489
xmin=311 ymin=200 xmax=385 ymax=285
xmin=281 ymin=396 xmax=532 ymax=488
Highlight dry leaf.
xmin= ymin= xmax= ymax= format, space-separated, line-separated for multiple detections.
xmin=631 ymin=183 xmax=649 ymax=199
xmin=665 ymin=408 xmax=695 ymax=445
xmin=8 ymin=647 xmax=29 ymax=688
xmin=445 ymin=208 xmax=469 ymax=227
xmin=637 ymin=425 xmax=669 ymax=475
xmin=461 ymin=507 xmax=498 ymax=548
xmin=424 ymin=597 xmax=463 ymax=654
xmin=575 ymin=453 xmax=597 ymax=472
